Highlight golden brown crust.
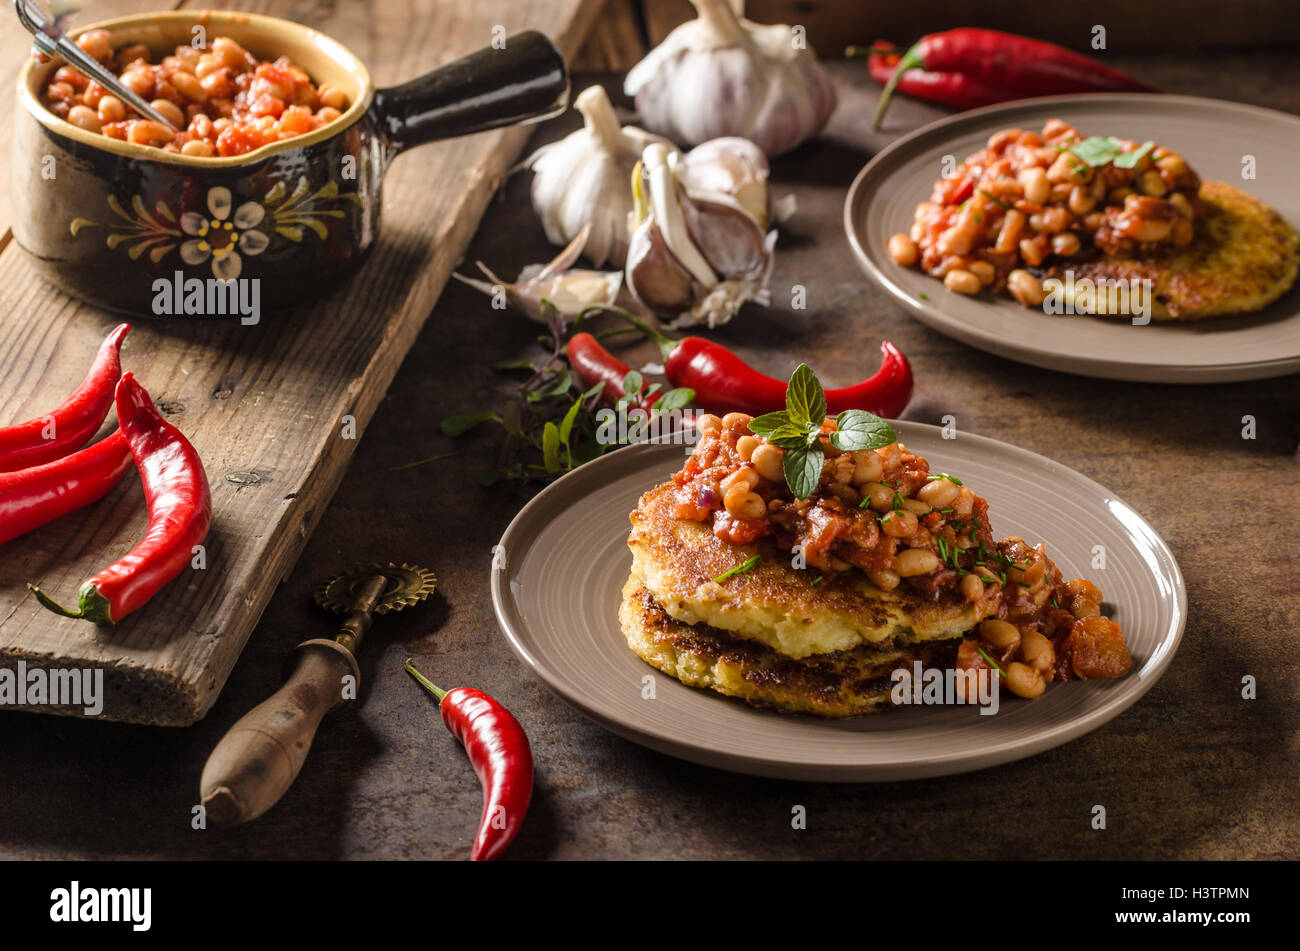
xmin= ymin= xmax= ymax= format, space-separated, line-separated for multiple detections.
xmin=1048 ymin=181 xmax=1299 ymax=320
xmin=620 ymin=576 xmax=959 ymax=718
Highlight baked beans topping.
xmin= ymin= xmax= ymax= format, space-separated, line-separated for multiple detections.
xmin=40 ymin=30 xmax=350 ymax=156
xmin=887 ymin=119 xmax=1202 ymax=306
xmin=677 ymin=412 xmax=1132 ymax=696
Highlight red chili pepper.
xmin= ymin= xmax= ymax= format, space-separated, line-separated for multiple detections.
xmin=567 ymin=332 xmax=670 ymax=415
xmin=0 ymin=323 xmax=130 ymax=473
xmin=404 ymin=661 xmax=533 ymax=862
xmin=947 ymin=176 xmax=975 ymax=207
xmin=0 ymin=431 xmax=132 ymax=546
xmin=663 ymin=337 xmax=911 ymax=418
xmin=860 ymin=29 xmax=1153 ymax=128
xmin=566 ymin=332 xmax=639 ymax=406
xmin=575 ymin=307 xmax=913 ymax=419
xmin=30 ymin=373 xmax=211 ymax=625
xmin=851 ymin=43 xmax=1011 ymax=112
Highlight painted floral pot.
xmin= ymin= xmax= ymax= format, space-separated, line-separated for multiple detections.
xmin=12 ymin=11 xmax=568 ymax=318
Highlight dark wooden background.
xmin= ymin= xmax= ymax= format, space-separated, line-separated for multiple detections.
xmin=0 ymin=1 xmax=1297 ymax=860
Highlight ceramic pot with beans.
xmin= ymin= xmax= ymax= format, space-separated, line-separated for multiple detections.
xmin=13 ymin=11 xmax=569 ymax=317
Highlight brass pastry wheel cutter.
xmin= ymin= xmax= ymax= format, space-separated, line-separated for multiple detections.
xmin=199 ymin=562 xmax=437 ymax=825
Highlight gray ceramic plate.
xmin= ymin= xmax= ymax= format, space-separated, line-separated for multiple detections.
xmin=491 ymin=423 xmax=1185 ymax=781
xmin=846 ymin=94 xmax=1300 ymax=382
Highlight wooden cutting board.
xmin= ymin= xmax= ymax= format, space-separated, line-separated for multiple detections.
xmin=0 ymin=0 xmax=605 ymax=725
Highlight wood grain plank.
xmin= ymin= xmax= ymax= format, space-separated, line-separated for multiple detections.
xmin=0 ymin=0 xmax=602 ymax=724
xmin=572 ymin=0 xmax=644 ymax=72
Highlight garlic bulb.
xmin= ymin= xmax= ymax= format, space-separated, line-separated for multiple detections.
xmin=623 ymin=0 xmax=837 ymax=157
xmin=524 ymin=85 xmax=672 ymax=268
xmin=453 ymin=225 xmax=624 ymax=322
xmin=625 ymin=142 xmax=775 ymax=329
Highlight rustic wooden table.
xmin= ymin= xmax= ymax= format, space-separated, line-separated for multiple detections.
xmin=2 ymin=42 xmax=1297 ymax=858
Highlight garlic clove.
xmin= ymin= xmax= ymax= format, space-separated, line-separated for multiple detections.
xmin=623 ymin=0 xmax=837 ymax=157
xmin=625 ymin=218 xmax=698 ymax=314
xmin=642 ymin=143 xmax=717 ymax=289
xmin=452 ymin=225 xmax=623 ymax=322
xmin=680 ymin=192 xmax=769 ymax=281
xmin=679 ymin=137 xmax=771 ymax=229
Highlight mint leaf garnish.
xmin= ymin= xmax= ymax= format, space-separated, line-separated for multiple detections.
xmin=830 ymin=409 xmax=896 ymax=451
xmin=783 ymin=444 xmax=824 ymax=499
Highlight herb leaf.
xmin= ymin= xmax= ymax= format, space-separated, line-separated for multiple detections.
xmin=441 ymin=412 xmax=495 ymax=437
xmin=558 ymin=397 xmax=583 ymax=447
xmin=1070 ymin=135 xmax=1156 ymax=171
xmin=1114 ymin=140 xmax=1155 ymax=169
xmin=541 ymin=421 xmax=561 ymax=473
xmin=1069 ymin=135 xmax=1123 ymax=167
xmin=653 ymin=386 xmax=694 ymax=413
xmin=622 ymin=370 xmax=643 ymax=396
xmin=747 ymin=411 xmax=792 ymax=437
xmin=831 ymin=410 xmax=897 ymax=451
xmin=786 ymin=363 xmax=826 ymax=426
xmin=491 ymin=359 xmax=536 ymax=372
xmin=783 ymin=444 xmax=824 ymax=499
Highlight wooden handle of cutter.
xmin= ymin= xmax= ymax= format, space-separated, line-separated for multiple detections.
xmin=199 ymin=640 xmax=359 ymax=825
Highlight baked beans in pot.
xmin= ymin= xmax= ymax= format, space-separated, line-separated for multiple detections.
xmin=13 ymin=11 xmax=569 ymax=316
xmin=42 ymin=31 xmax=353 ymax=158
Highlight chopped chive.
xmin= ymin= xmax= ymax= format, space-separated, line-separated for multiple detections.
xmin=939 ymin=507 xmax=954 ymax=514
xmin=714 ymin=555 xmax=760 ymax=582
xmin=892 ymin=491 xmax=905 ymax=511
xmin=859 ymin=495 xmax=872 ymax=509
xmin=927 ymin=472 xmax=963 ymax=485
xmin=978 ymin=187 xmax=1013 ymax=211
xmin=811 ymin=576 xmax=824 ymax=586
xmin=976 ymin=646 xmax=1006 ymax=677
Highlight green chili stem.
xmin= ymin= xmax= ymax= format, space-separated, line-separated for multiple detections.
xmin=28 ymin=584 xmax=82 ymax=619
xmin=873 ymin=42 xmax=925 ymax=129
xmin=404 ymin=659 xmax=447 ymax=702
xmin=574 ymin=304 xmax=676 ymax=361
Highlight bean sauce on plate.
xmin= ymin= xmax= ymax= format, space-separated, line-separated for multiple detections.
xmin=675 ymin=412 xmax=1134 ymax=699
xmin=887 ymin=119 xmax=1201 ymax=307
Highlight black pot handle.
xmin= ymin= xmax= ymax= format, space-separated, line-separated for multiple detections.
xmin=372 ymin=31 xmax=569 ymax=157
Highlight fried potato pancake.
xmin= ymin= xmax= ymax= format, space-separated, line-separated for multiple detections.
xmin=620 ymin=577 xmax=959 ymax=718
xmin=1051 ymin=180 xmax=1299 ymax=320
xmin=628 ymin=481 xmax=987 ymax=659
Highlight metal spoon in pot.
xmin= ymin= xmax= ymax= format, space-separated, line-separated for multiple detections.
xmin=14 ymin=0 xmax=181 ymax=131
